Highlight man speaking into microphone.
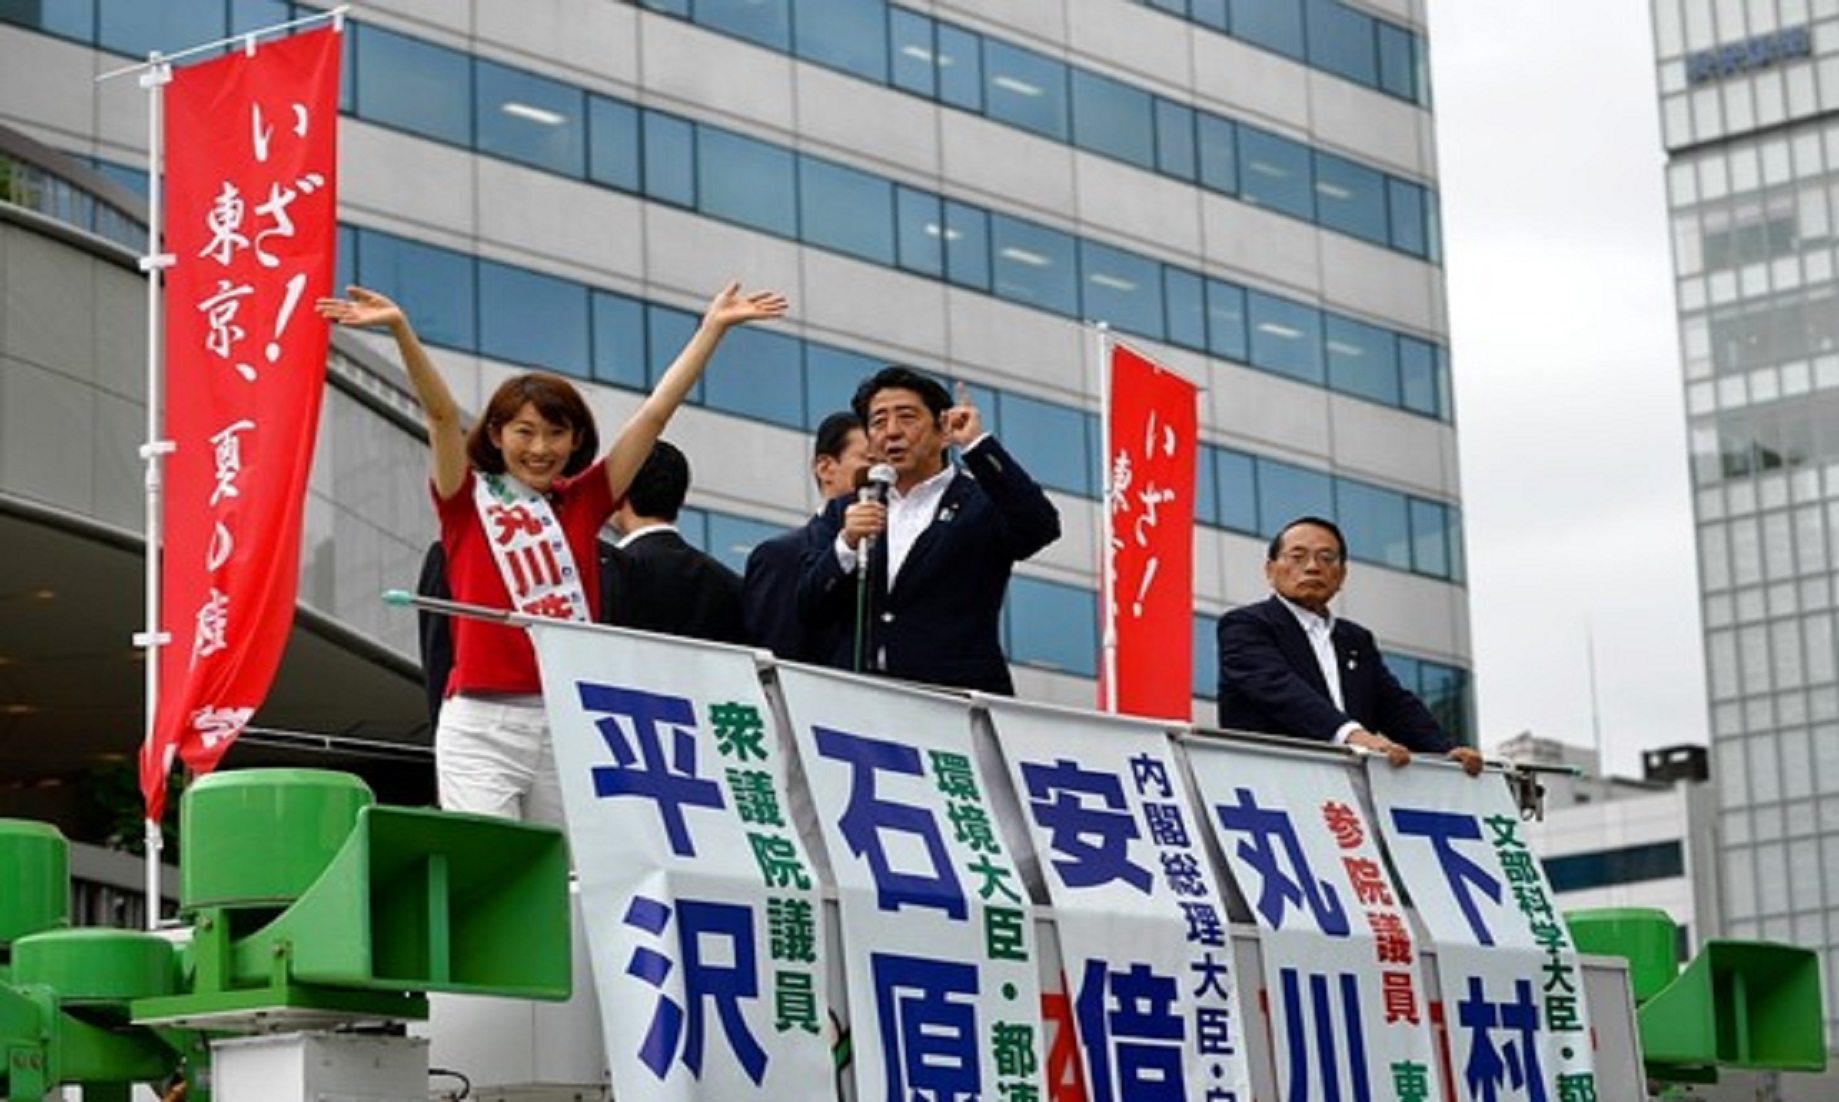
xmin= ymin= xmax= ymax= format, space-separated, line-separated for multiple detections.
xmin=799 ymin=365 xmax=1061 ymax=695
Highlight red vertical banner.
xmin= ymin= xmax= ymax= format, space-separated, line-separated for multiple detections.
xmin=1100 ymin=343 xmax=1198 ymax=721
xmin=143 ymin=28 xmax=340 ymax=821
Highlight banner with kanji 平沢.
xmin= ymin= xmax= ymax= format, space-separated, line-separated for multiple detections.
xmin=984 ymin=699 xmax=1254 ymax=1102
xmin=1186 ymin=738 xmax=1447 ymax=1102
xmin=1366 ymin=761 xmax=1597 ymax=1102
xmin=1100 ymin=339 xmax=1197 ymax=721
xmin=531 ymin=623 xmax=833 ymax=1102
xmin=773 ymin=666 xmax=1045 ymax=1102
xmin=146 ymin=25 xmax=341 ymax=821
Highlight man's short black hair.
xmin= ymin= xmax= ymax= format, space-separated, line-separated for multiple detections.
xmin=626 ymin=439 xmax=690 ymax=522
xmin=851 ymin=365 xmax=952 ymax=424
xmin=1267 ymin=515 xmax=1348 ymax=562
xmin=813 ymin=411 xmax=863 ymax=460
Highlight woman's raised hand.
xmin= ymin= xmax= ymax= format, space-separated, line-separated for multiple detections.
xmin=316 ymin=285 xmax=406 ymax=330
xmin=702 ymin=280 xmax=789 ymax=331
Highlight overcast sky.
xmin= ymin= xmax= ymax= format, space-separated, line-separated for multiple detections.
xmin=1423 ymin=0 xmax=1710 ymax=779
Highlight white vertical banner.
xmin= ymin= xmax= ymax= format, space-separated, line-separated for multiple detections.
xmin=1366 ymin=763 xmax=1598 ymax=1102
xmin=774 ymin=667 xmax=1045 ymax=1102
xmin=531 ymin=624 xmax=832 ymax=1102
xmin=984 ymin=699 xmax=1254 ymax=1102
xmin=1185 ymin=740 xmax=1446 ymax=1102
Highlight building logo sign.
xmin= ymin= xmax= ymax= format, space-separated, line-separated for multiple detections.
xmin=1687 ymin=25 xmax=1812 ymax=85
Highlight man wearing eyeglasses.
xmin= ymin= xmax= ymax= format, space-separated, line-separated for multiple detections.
xmin=1216 ymin=515 xmax=1484 ymax=775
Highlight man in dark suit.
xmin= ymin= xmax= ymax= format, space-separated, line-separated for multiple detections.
xmin=600 ymin=440 xmax=747 ymax=645
xmin=799 ymin=366 xmax=1061 ymax=695
xmin=742 ymin=411 xmax=870 ymax=662
xmin=1216 ymin=515 xmax=1484 ymax=774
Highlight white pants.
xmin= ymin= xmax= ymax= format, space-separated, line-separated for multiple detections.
xmin=435 ymin=693 xmax=565 ymax=828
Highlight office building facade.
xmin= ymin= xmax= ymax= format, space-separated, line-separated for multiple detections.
xmin=0 ymin=1 xmax=1471 ymax=838
xmin=1652 ymin=0 xmax=1839 ymax=1040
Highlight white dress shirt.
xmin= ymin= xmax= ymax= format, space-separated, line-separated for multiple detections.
xmin=1275 ymin=593 xmax=1361 ymax=745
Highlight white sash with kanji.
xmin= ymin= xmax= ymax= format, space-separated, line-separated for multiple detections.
xmin=473 ymin=471 xmax=591 ymax=622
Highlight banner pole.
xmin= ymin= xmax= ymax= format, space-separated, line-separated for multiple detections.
xmin=1093 ymin=322 xmax=1119 ymax=715
xmin=135 ymin=52 xmax=175 ymax=930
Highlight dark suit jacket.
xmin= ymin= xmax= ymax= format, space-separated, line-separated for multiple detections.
xmin=742 ymin=510 xmax=845 ymax=663
xmin=798 ymin=437 xmax=1060 ymax=695
xmin=416 ymin=540 xmax=452 ymax=728
xmin=601 ymin=528 xmax=747 ymax=646
xmin=1215 ymin=595 xmax=1452 ymax=752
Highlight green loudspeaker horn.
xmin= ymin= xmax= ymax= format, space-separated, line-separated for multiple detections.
xmin=134 ymin=770 xmax=571 ymax=1027
xmin=1638 ymin=939 xmax=1826 ymax=1073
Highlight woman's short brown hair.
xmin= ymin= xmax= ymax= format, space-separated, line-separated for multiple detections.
xmin=465 ymin=372 xmax=600 ymax=477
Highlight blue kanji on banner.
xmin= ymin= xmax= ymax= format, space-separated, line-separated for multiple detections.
xmin=873 ymin=952 xmax=982 ymax=1102
xmin=1389 ymin=808 xmax=1504 ymax=946
xmin=1075 ymin=958 xmax=1188 ymax=1102
xmin=1021 ymin=758 xmax=1154 ymax=892
xmin=622 ymin=894 xmax=769 ymax=1085
xmin=1457 ymin=974 xmax=1546 ymax=1102
xmin=1213 ymin=788 xmax=1349 ymax=935
xmin=1278 ymin=968 xmax=1372 ymax=1102
xmin=579 ymin=682 xmax=725 ymax=857
xmin=815 ymin=725 xmax=967 ymax=918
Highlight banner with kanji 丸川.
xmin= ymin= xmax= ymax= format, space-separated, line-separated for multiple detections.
xmin=1185 ymin=738 xmax=1447 ymax=1102
xmin=146 ymin=26 xmax=341 ymax=821
xmin=774 ymin=666 xmax=1045 ymax=1102
xmin=984 ymin=699 xmax=1253 ymax=1102
xmin=531 ymin=623 xmax=833 ymax=1102
xmin=1366 ymin=761 xmax=1598 ymax=1102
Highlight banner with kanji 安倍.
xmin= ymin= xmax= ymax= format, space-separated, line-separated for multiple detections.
xmin=531 ymin=622 xmax=834 ymax=1102
xmin=146 ymin=26 xmax=340 ymax=821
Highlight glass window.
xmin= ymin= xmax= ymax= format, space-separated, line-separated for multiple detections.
xmin=1247 ymin=292 xmax=1323 ymax=383
xmin=1205 ymin=279 xmax=1249 ymax=362
xmin=1237 ymin=128 xmax=1314 ymax=220
xmin=1376 ymin=21 xmax=1417 ymax=101
xmin=1387 ymin=178 xmax=1429 ymax=258
xmin=705 ymin=326 xmax=804 ymax=429
xmin=697 ymin=0 xmax=791 ymax=49
xmin=1215 ymin=448 xmax=1259 ymax=533
xmin=707 ymin=512 xmax=787 ymax=574
xmin=1230 ymin=0 xmax=1303 ymax=59
xmin=792 ymin=0 xmax=888 ymax=82
xmin=1257 ymin=460 xmax=1332 ymax=528
xmin=1080 ymin=241 xmax=1164 ymax=337
xmin=645 ymin=305 xmax=701 ymax=402
xmin=1070 ymin=69 xmax=1154 ymax=167
xmin=1305 ymin=0 xmax=1378 ymax=87
xmin=895 ymin=186 xmax=945 ymax=277
xmin=1194 ymin=439 xmax=1219 ymax=526
xmin=1325 ymin=315 xmax=1400 ymax=404
xmin=999 ymin=391 xmax=1090 ymax=495
xmin=357 ymin=230 xmax=476 ymax=350
xmin=2 ymin=0 xmax=93 ymax=39
xmin=805 ymin=345 xmax=881 ymax=427
xmin=937 ymin=24 xmax=983 ymax=111
xmin=992 ymin=216 xmax=1078 ymax=315
xmin=1191 ymin=0 xmax=1228 ymax=30
xmin=97 ymin=0 xmax=223 ymax=59
xmin=587 ymin=95 xmax=641 ymax=192
xmin=1417 ymin=661 xmax=1470 ymax=744
xmin=1154 ymin=99 xmax=1198 ymax=181
xmin=1336 ymin=481 xmax=1411 ymax=570
xmin=1399 ymin=336 xmax=1440 ymax=416
xmin=984 ymin=39 xmax=1069 ymax=140
xmin=334 ymin=225 xmax=357 ymax=310
xmin=476 ymin=60 xmax=585 ymax=177
xmin=1196 ymin=114 xmax=1238 ymax=194
xmin=698 ymin=128 xmax=796 ymax=236
xmin=799 ymin=157 xmax=896 ymax=264
xmin=479 ymin=261 xmax=589 ymax=377
xmin=944 ymin=200 xmax=992 ymax=290
xmin=1164 ymin=267 xmax=1206 ymax=350
xmin=1008 ymin=577 xmax=1097 ymax=677
xmin=1314 ymin=152 xmax=1387 ymax=244
xmin=230 ymin=0 xmax=288 ymax=36
xmin=642 ymin=112 xmax=695 ymax=207
xmin=591 ymin=290 xmax=647 ymax=390
xmin=354 ymin=23 xmax=471 ymax=147
xmin=1445 ymin=504 xmax=1465 ymax=582
xmin=890 ymin=8 xmax=938 ymax=98
xmin=1193 ymin=611 xmax=1220 ymax=701
xmin=1408 ymin=499 xmax=1450 ymax=578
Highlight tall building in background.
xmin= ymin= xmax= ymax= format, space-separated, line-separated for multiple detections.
xmin=1651 ymin=1 xmax=1839 ymax=1040
xmin=0 ymin=2 xmax=1470 ymax=842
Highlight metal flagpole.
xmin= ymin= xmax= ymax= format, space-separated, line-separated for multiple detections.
xmin=100 ymin=4 xmax=350 ymax=931
xmin=1093 ymin=322 xmax=1119 ymax=714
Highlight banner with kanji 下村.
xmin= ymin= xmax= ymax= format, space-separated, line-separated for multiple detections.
xmin=1366 ymin=761 xmax=1597 ymax=1102
xmin=531 ymin=623 xmax=833 ymax=1102
xmin=146 ymin=26 xmax=340 ymax=821
xmin=984 ymin=699 xmax=1253 ymax=1102
xmin=774 ymin=666 xmax=1045 ymax=1102
xmin=1186 ymin=738 xmax=1447 ymax=1102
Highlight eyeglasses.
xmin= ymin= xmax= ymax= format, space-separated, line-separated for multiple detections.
xmin=1278 ymin=549 xmax=1343 ymax=567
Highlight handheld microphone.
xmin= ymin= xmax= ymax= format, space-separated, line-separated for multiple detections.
xmin=857 ymin=463 xmax=896 ymax=574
